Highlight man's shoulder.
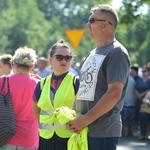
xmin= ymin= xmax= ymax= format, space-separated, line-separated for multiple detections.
xmin=113 ymin=40 xmax=128 ymax=54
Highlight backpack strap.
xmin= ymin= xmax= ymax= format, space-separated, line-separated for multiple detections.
xmin=40 ymin=77 xmax=47 ymax=91
xmin=73 ymin=76 xmax=76 ymax=89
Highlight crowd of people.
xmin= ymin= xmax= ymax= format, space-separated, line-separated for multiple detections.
xmin=0 ymin=3 xmax=149 ymax=150
xmin=121 ymin=64 xmax=150 ymax=140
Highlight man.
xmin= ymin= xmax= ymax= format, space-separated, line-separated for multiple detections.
xmin=130 ymin=65 xmax=142 ymax=127
xmin=130 ymin=66 xmax=141 ymax=82
xmin=121 ymin=74 xmax=137 ymax=137
xmin=36 ymin=57 xmax=51 ymax=78
xmin=0 ymin=54 xmax=13 ymax=75
xmin=67 ymin=4 xmax=130 ymax=150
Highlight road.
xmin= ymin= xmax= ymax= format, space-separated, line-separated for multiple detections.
xmin=118 ymin=136 xmax=150 ymax=150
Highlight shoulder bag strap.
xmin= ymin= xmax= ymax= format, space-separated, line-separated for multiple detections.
xmin=6 ymin=77 xmax=10 ymax=93
xmin=0 ymin=76 xmax=6 ymax=93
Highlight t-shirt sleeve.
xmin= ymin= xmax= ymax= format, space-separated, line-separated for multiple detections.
xmin=33 ymin=81 xmax=41 ymax=102
xmin=74 ymin=76 xmax=80 ymax=95
xmin=106 ymin=50 xmax=130 ymax=85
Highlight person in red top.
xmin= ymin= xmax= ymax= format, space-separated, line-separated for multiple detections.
xmin=0 ymin=46 xmax=39 ymax=150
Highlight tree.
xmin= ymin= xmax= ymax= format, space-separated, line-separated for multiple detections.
xmin=0 ymin=0 xmax=51 ymax=56
xmin=119 ymin=0 xmax=150 ymax=24
xmin=116 ymin=18 xmax=150 ymax=66
xmin=35 ymin=0 xmax=112 ymax=60
xmin=0 ymin=0 xmax=110 ymax=58
xmin=116 ymin=0 xmax=150 ymax=66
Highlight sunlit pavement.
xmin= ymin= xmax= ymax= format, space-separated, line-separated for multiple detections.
xmin=118 ymin=136 xmax=150 ymax=150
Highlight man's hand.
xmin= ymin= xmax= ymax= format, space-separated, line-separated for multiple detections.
xmin=66 ymin=114 xmax=88 ymax=134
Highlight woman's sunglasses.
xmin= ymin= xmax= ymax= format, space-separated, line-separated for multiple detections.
xmin=142 ymin=70 xmax=148 ymax=73
xmin=53 ymin=55 xmax=72 ymax=62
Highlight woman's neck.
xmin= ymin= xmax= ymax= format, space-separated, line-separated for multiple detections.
xmin=53 ymin=71 xmax=69 ymax=76
xmin=52 ymin=71 xmax=68 ymax=78
xmin=15 ymin=68 xmax=29 ymax=75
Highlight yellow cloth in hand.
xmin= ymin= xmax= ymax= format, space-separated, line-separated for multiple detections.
xmin=53 ymin=106 xmax=76 ymax=125
xmin=53 ymin=106 xmax=88 ymax=150
xmin=68 ymin=127 xmax=88 ymax=150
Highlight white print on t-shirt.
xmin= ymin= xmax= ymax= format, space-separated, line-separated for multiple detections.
xmin=77 ymin=51 xmax=105 ymax=101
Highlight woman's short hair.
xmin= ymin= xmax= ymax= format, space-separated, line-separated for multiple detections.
xmin=13 ymin=46 xmax=37 ymax=67
xmin=0 ymin=54 xmax=13 ymax=69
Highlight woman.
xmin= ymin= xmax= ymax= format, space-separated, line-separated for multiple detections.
xmin=32 ymin=39 xmax=79 ymax=150
xmin=0 ymin=47 xmax=39 ymax=150
xmin=139 ymin=91 xmax=150 ymax=140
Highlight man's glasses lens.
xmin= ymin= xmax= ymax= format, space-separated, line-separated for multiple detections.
xmin=54 ymin=55 xmax=72 ymax=62
xmin=89 ymin=18 xmax=95 ymax=23
xmin=88 ymin=18 xmax=112 ymax=25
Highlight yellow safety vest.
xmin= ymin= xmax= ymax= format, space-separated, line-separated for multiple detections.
xmin=37 ymin=72 xmax=76 ymax=139
xmin=68 ymin=128 xmax=88 ymax=150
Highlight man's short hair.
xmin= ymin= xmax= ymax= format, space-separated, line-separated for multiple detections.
xmin=131 ymin=66 xmax=139 ymax=73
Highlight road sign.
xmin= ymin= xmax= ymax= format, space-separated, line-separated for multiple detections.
xmin=65 ymin=29 xmax=85 ymax=49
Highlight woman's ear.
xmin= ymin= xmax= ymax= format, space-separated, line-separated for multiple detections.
xmin=29 ymin=65 xmax=34 ymax=72
xmin=12 ymin=61 xmax=17 ymax=73
xmin=49 ymin=56 xmax=52 ymax=65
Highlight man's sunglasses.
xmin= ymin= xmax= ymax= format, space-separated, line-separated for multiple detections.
xmin=88 ymin=18 xmax=112 ymax=25
xmin=54 ymin=55 xmax=72 ymax=62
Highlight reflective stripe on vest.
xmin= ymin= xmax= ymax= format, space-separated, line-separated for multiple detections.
xmin=40 ymin=109 xmax=53 ymax=115
xmin=40 ymin=122 xmax=65 ymax=130
xmin=39 ymin=109 xmax=65 ymax=130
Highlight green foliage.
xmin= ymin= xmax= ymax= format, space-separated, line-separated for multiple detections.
xmin=116 ymin=0 xmax=150 ymax=66
xmin=119 ymin=0 xmax=150 ymax=24
xmin=116 ymin=16 xmax=150 ymax=66
xmin=0 ymin=0 xmax=51 ymax=56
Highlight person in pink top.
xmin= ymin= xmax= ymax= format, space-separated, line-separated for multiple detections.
xmin=0 ymin=47 xmax=40 ymax=150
